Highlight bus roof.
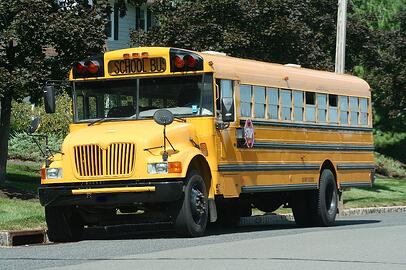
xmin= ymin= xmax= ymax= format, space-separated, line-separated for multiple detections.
xmin=197 ymin=51 xmax=371 ymax=98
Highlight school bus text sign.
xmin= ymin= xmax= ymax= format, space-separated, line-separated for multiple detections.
xmin=108 ymin=58 xmax=166 ymax=76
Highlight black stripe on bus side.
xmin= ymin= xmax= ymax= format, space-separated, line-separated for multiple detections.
xmin=241 ymin=184 xmax=318 ymax=193
xmin=240 ymin=119 xmax=373 ymax=132
xmin=340 ymin=182 xmax=372 ymax=188
xmin=337 ymin=164 xmax=376 ymax=170
xmin=218 ymin=163 xmax=320 ymax=172
xmin=250 ymin=142 xmax=374 ymax=152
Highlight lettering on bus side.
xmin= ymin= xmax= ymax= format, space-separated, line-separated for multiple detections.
xmin=108 ymin=57 xmax=166 ymax=75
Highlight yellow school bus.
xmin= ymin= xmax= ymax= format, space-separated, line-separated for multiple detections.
xmin=38 ymin=47 xmax=374 ymax=242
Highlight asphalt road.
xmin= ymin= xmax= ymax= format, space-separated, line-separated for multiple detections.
xmin=1 ymin=212 xmax=405 ymax=270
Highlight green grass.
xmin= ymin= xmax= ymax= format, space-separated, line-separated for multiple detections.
xmin=0 ymin=160 xmax=44 ymax=230
xmin=4 ymin=160 xmax=41 ymax=194
xmin=0 ymin=198 xmax=45 ymax=230
xmin=344 ymin=177 xmax=406 ymax=208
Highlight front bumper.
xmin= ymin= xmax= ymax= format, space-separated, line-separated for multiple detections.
xmin=39 ymin=180 xmax=184 ymax=207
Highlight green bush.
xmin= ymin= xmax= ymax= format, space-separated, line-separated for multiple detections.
xmin=11 ymin=92 xmax=73 ymax=136
xmin=374 ymin=130 xmax=406 ymax=163
xmin=375 ymin=152 xmax=406 ymax=178
xmin=8 ymin=132 xmax=64 ymax=162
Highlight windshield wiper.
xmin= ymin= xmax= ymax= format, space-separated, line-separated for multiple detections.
xmin=88 ymin=117 xmax=122 ymax=126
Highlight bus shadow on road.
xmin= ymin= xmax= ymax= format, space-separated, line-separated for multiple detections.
xmin=80 ymin=216 xmax=381 ymax=241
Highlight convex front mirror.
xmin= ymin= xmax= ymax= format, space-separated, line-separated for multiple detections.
xmin=153 ymin=109 xmax=174 ymax=126
xmin=221 ymin=97 xmax=234 ymax=122
xmin=43 ymin=85 xmax=56 ymax=113
xmin=27 ymin=117 xmax=41 ymax=134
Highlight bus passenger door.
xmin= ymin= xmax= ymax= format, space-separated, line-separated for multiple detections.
xmin=216 ymin=79 xmax=241 ymax=197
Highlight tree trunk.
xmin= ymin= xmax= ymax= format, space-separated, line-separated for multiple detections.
xmin=0 ymin=96 xmax=12 ymax=186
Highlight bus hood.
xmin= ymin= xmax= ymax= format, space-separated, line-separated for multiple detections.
xmin=62 ymin=119 xmax=196 ymax=154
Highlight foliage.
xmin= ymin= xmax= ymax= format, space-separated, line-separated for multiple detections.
xmin=374 ymin=130 xmax=406 ymax=164
xmin=364 ymin=9 xmax=406 ymax=131
xmin=133 ymin=0 xmax=373 ymax=71
xmin=351 ymin=0 xmax=405 ymax=30
xmin=0 ymin=0 xmax=108 ymax=184
xmin=10 ymin=92 xmax=73 ymax=136
xmin=8 ymin=132 xmax=64 ymax=162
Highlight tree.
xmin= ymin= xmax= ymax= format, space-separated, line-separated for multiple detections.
xmin=131 ymin=0 xmax=372 ymax=72
xmin=364 ymin=8 xmax=406 ymax=130
xmin=0 ymin=0 xmax=108 ymax=185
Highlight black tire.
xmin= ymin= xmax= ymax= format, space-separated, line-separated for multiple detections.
xmin=174 ymin=171 xmax=208 ymax=237
xmin=292 ymin=169 xmax=338 ymax=227
xmin=314 ymin=169 xmax=338 ymax=226
xmin=45 ymin=206 xmax=84 ymax=242
xmin=291 ymin=190 xmax=315 ymax=227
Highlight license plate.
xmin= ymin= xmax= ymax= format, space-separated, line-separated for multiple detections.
xmin=108 ymin=57 xmax=166 ymax=76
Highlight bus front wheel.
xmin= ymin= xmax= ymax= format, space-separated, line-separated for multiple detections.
xmin=174 ymin=171 xmax=208 ymax=237
xmin=45 ymin=206 xmax=84 ymax=242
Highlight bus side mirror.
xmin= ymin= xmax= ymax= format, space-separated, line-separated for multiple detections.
xmin=27 ymin=117 xmax=41 ymax=134
xmin=221 ymin=97 xmax=234 ymax=122
xmin=43 ymin=85 xmax=56 ymax=113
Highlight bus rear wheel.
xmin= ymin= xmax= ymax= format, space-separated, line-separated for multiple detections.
xmin=45 ymin=206 xmax=84 ymax=242
xmin=291 ymin=169 xmax=338 ymax=227
xmin=174 ymin=171 xmax=208 ymax=237
xmin=314 ymin=169 xmax=338 ymax=226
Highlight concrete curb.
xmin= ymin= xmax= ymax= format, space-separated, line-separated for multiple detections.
xmin=240 ymin=206 xmax=406 ymax=226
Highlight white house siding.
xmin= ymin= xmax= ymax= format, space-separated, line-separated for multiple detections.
xmin=106 ymin=1 xmax=136 ymax=51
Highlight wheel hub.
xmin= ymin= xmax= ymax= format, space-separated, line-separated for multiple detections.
xmin=191 ymin=187 xmax=205 ymax=222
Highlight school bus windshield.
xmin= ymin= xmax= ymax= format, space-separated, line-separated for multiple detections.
xmin=73 ymin=74 xmax=214 ymax=122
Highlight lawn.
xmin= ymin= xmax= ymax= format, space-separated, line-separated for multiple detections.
xmin=0 ymin=161 xmax=45 ymax=230
xmin=343 ymin=177 xmax=406 ymax=208
xmin=1 ymin=161 xmax=405 ymax=230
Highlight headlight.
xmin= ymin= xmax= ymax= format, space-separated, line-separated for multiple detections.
xmin=46 ymin=168 xmax=63 ymax=179
xmin=147 ymin=163 xmax=168 ymax=174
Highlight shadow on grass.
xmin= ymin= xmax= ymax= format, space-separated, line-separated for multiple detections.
xmin=355 ymin=182 xmax=396 ymax=193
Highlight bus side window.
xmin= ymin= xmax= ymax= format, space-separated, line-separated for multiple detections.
xmin=317 ymin=93 xmax=327 ymax=123
xmin=280 ymin=89 xmax=292 ymax=121
xmin=359 ymin=98 xmax=368 ymax=126
xmin=328 ymin=94 xmax=338 ymax=123
xmin=293 ymin=90 xmax=304 ymax=121
xmin=339 ymin=96 xmax=349 ymax=125
xmin=305 ymin=92 xmax=316 ymax=122
xmin=350 ymin=96 xmax=359 ymax=126
xmin=267 ymin=87 xmax=279 ymax=120
xmin=254 ymin=86 xmax=266 ymax=118
xmin=240 ymin=85 xmax=252 ymax=117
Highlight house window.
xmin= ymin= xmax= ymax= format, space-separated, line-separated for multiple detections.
xmin=305 ymin=92 xmax=316 ymax=122
xmin=240 ymin=85 xmax=252 ymax=117
xmin=254 ymin=86 xmax=266 ymax=118
xmin=267 ymin=88 xmax=279 ymax=120
xmin=360 ymin=98 xmax=368 ymax=126
xmin=339 ymin=96 xmax=349 ymax=124
xmin=350 ymin=97 xmax=359 ymax=126
xmin=317 ymin=94 xmax=327 ymax=123
xmin=136 ymin=6 xmax=153 ymax=32
xmin=105 ymin=10 xmax=112 ymax=38
xmin=329 ymin=94 xmax=338 ymax=123
xmin=293 ymin=91 xmax=304 ymax=121
xmin=281 ymin=89 xmax=292 ymax=121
